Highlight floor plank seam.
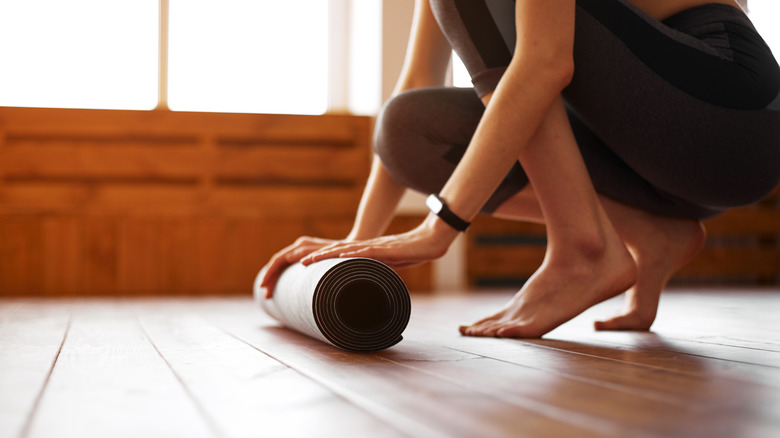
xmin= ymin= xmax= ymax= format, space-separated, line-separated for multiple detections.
xmin=131 ymin=306 xmax=228 ymax=438
xmin=521 ymin=334 xmax=780 ymax=373
xmin=375 ymin=353 xmax=637 ymax=438
xmin=658 ymin=336 xmax=780 ymax=356
xmin=437 ymin=344 xmax=702 ymax=410
xmin=18 ymin=312 xmax=72 ymax=438
xmin=200 ymin=311 xmax=429 ymax=438
xmin=409 ymin=321 xmax=712 ymax=380
xmin=601 ymin=338 xmax=780 ymax=370
xmin=2 ymin=295 xmax=777 ymax=438
xmin=448 ymin=330 xmax=779 ymax=390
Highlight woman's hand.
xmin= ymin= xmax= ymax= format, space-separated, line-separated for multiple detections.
xmin=258 ymin=236 xmax=342 ymax=299
xmin=303 ymin=215 xmax=458 ymax=267
xmin=259 ymin=215 xmax=459 ymax=299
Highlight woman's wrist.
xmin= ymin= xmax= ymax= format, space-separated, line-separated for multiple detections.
xmin=423 ymin=212 xmax=461 ymax=247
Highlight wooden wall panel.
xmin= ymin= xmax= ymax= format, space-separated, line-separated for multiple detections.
xmin=118 ymin=218 xmax=161 ymax=295
xmin=0 ymin=216 xmax=44 ymax=295
xmin=157 ymin=217 xmax=193 ymax=294
xmin=466 ymin=190 xmax=780 ymax=288
xmin=81 ymin=217 xmax=120 ymax=296
xmin=0 ymin=107 xmax=408 ymax=296
xmin=42 ymin=216 xmax=81 ymax=296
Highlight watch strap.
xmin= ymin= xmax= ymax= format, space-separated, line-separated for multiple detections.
xmin=426 ymin=194 xmax=470 ymax=232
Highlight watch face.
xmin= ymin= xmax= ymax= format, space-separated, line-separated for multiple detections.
xmin=426 ymin=194 xmax=444 ymax=214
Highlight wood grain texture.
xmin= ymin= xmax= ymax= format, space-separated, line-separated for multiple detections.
xmin=0 ymin=107 xmax=390 ymax=296
xmin=466 ymin=188 xmax=780 ymax=287
xmin=133 ymin=301 xmax=405 ymax=438
xmin=0 ymin=301 xmax=70 ymax=438
xmin=202 ymin=303 xmax=598 ymax=438
xmin=2 ymin=290 xmax=778 ymax=438
xmin=24 ymin=301 xmax=216 ymax=438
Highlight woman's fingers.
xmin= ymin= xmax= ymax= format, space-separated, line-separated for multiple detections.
xmin=301 ymin=239 xmax=390 ymax=264
xmin=258 ymin=237 xmax=337 ymax=298
xmin=258 ymin=256 xmax=286 ymax=299
xmin=263 ymin=222 xmax=451 ymax=298
xmin=303 ymin=235 xmax=439 ymax=268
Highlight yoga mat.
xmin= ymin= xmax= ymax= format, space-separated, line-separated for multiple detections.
xmin=254 ymin=258 xmax=411 ymax=352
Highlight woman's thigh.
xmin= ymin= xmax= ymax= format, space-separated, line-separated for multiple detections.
xmin=374 ymin=86 xmax=529 ymax=214
xmin=564 ymin=0 xmax=780 ymax=217
xmin=431 ymin=0 xmax=780 ymax=218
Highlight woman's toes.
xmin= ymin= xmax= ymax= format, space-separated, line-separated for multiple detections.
xmin=483 ymin=324 xmax=505 ymax=337
xmin=594 ymin=312 xmax=653 ymax=331
xmin=461 ymin=320 xmax=499 ymax=337
xmin=460 ymin=324 xmax=480 ymax=336
xmin=593 ymin=316 xmax=624 ymax=331
xmin=496 ymin=325 xmax=530 ymax=338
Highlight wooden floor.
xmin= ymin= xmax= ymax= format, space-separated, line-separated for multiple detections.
xmin=1 ymin=290 xmax=779 ymax=438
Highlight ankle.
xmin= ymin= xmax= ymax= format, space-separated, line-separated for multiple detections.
xmin=549 ymin=228 xmax=612 ymax=262
xmin=547 ymin=236 xmax=622 ymax=276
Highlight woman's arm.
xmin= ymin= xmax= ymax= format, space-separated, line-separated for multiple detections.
xmin=393 ymin=0 xmax=452 ymax=93
xmin=437 ymin=0 xmax=575 ymax=223
xmin=259 ymin=0 xmax=452 ymax=295
xmin=302 ymin=0 xmax=577 ymax=265
xmin=347 ymin=0 xmax=452 ymax=240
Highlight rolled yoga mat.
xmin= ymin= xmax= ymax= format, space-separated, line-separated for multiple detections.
xmin=254 ymin=258 xmax=411 ymax=352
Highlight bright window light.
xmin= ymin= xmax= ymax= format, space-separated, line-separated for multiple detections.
xmin=167 ymin=0 xmax=328 ymax=115
xmin=452 ymin=54 xmax=471 ymax=89
xmin=348 ymin=0 xmax=382 ymax=115
xmin=0 ymin=0 xmax=158 ymax=110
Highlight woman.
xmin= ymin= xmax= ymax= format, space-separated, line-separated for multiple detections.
xmin=259 ymin=0 xmax=780 ymax=338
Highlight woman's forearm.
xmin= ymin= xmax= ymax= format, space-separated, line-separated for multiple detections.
xmin=394 ymin=0 xmax=452 ymax=94
xmin=346 ymin=156 xmax=407 ymax=240
xmin=347 ymin=0 xmax=452 ymax=241
xmin=436 ymin=1 xmax=576 ymax=224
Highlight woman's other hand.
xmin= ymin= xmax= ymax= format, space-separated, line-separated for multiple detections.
xmin=258 ymin=236 xmax=341 ymax=299
xmin=260 ymin=214 xmax=459 ymax=299
xmin=302 ymin=215 xmax=458 ymax=271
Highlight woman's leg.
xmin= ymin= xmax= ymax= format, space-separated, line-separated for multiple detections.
xmin=460 ymin=97 xmax=637 ymax=338
xmin=488 ymin=110 xmax=709 ymax=331
xmin=593 ymin=197 xmax=706 ymax=330
xmin=378 ymin=87 xmax=638 ymax=337
xmin=374 ymin=86 xmax=529 ymax=214
xmin=377 ymin=86 xmax=701 ymax=334
xmin=490 ymin=187 xmax=706 ymax=331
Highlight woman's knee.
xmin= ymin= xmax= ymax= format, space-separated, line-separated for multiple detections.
xmin=373 ymin=91 xmax=430 ymax=191
xmin=373 ymin=87 xmax=479 ymax=195
xmin=374 ymin=91 xmax=420 ymax=166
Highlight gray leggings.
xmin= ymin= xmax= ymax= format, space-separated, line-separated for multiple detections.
xmin=375 ymin=0 xmax=780 ymax=219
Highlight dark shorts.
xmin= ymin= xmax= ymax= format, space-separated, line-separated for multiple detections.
xmin=375 ymin=0 xmax=780 ymax=218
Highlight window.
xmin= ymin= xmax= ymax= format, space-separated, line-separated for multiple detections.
xmin=0 ymin=0 xmax=158 ymax=110
xmin=0 ymin=0 xmax=344 ymax=114
xmin=167 ymin=0 xmax=328 ymax=115
xmin=2 ymin=1 xmax=775 ymax=114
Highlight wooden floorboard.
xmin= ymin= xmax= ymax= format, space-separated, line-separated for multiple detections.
xmin=0 ymin=289 xmax=778 ymax=438
xmin=0 ymin=300 xmax=70 ymax=438
xmin=200 ymin=300 xmax=602 ymax=438
xmin=132 ymin=301 xmax=406 ymax=438
xmin=22 ymin=300 xmax=217 ymax=438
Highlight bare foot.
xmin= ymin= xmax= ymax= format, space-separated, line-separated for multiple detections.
xmin=594 ymin=211 xmax=706 ymax=331
xmin=460 ymin=231 xmax=637 ymax=338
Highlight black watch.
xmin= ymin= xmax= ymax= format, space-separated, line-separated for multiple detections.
xmin=426 ymin=194 xmax=470 ymax=232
